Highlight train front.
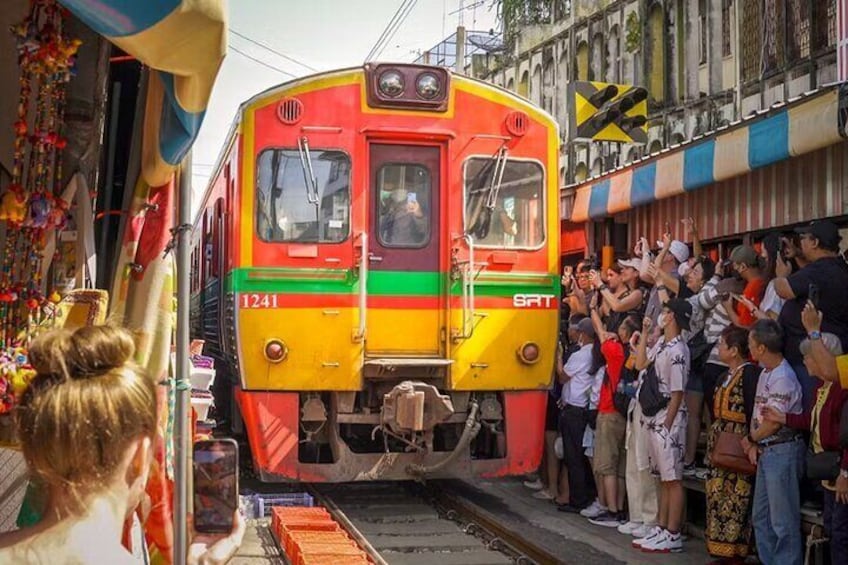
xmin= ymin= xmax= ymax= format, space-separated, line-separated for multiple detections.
xmin=232 ymin=63 xmax=560 ymax=481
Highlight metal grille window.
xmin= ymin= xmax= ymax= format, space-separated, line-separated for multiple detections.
xmin=812 ymin=0 xmax=837 ymax=51
xmin=722 ymin=0 xmax=732 ymax=57
xmin=762 ymin=0 xmax=785 ymax=73
xmin=787 ymin=0 xmax=811 ymax=62
xmin=741 ymin=0 xmax=762 ymax=81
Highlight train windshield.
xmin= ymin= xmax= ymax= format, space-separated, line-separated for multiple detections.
xmin=463 ymin=157 xmax=544 ymax=249
xmin=256 ymin=148 xmax=351 ymax=243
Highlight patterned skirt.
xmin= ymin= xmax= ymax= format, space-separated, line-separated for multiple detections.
xmin=705 ymin=422 xmax=754 ymax=558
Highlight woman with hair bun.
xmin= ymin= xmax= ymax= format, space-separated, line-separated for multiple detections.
xmin=0 ymin=325 xmax=244 ymax=564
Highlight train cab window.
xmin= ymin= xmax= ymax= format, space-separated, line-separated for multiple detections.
xmin=376 ymin=163 xmax=431 ymax=248
xmin=464 ymin=157 xmax=544 ymax=248
xmin=256 ymin=148 xmax=350 ymax=243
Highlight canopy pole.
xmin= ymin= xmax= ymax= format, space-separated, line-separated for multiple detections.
xmin=173 ymin=152 xmax=192 ymax=565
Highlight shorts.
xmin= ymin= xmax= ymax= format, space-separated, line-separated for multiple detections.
xmin=643 ymin=410 xmax=686 ymax=482
xmin=593 ymin=412 xmax=626 ymax=477
xmin=685 ymin=370 xmax=704 ymax=393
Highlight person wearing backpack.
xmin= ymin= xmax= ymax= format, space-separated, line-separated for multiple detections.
xmin=632 ymin=299 xmax=692 ymax=554
xmin=584 ymin=303 xmax=629 ymax=527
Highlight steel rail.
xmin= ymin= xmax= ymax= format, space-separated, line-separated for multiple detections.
xmin=307 ymin=487 xmax=389 ymax=565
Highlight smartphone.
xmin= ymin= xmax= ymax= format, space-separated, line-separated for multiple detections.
xmin=779 ymin=238 xmax=788 ymax=258
xmin=664 ymin=221 xmax=671 ymax=234
xmin=193 ymin=438 xmax=239 ymax=534
xmin=809 ymin=283 xmax=820 ymax=309
xmin=407 ymin=192 xmax=417 ymax=204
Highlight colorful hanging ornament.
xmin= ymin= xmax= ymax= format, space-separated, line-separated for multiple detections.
xmin=0 ymin=0 xmax=80 ymax=348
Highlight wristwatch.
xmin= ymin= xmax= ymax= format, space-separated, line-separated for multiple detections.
xmin=809 ymin=330 xmax=822 ymax=340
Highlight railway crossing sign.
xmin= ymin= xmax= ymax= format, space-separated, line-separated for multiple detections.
xmin=568 ymin=81 xmax=648 ymax=144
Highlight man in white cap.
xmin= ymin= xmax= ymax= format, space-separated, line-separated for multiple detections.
xmin=639 ymin=234 xmax=691 ymax=346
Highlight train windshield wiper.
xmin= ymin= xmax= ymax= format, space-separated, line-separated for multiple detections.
xmin=467 ymin=146 xmax=508 ymax=239
xmin=297 ymin=136 xmax=320 ymax=205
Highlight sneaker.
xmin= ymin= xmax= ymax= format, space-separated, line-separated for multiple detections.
xmin=642 ymin=529 xmax=683 ymax=553
xmin=630 ymin=523 xmax=654 ymax=538
xmin=589 ymin=511 xmax=626 ymax=528
xmin=579 ymin=500 xmax=605 ymax=518
xmin=694 ymin=467 xmax=709 ymax=480
xmin=632 ymin=526 xmax=663 ymax=549
xmin=522 ymin=478 xmax=544 ymax=490
xmin=556 ymin=503 xmax=583 ymax=514
xmin=682 ymin=463 xmax=697 ymax=477
xmin=532 ymin=489 xmax=554 ymax=500
xmin=617 ymin=521 xmax=642 ymax=535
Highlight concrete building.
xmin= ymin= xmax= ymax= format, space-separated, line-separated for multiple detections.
xmin=470 ymin=0 xmax=846 ymax=259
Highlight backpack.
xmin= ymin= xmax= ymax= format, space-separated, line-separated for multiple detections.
xmin=638 ymin=364 xmax=670 ymax=417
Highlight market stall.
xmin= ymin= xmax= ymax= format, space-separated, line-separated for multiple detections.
xmin=0 ymin=1 xmax=226 ymax=563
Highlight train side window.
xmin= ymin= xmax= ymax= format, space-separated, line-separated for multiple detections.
xmin=463 ymin=157 xmax=545 ymax=249
xmin=255 ymin=148 xmax=350 ymax=243
xmin=376 ymin=163 xmax=431 ymax=248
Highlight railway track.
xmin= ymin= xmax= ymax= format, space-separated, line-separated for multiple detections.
xmin=309 ymin=481 xmax=561 ymax=565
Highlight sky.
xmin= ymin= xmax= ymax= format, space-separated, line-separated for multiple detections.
xmin=191 ymin=0 xmax=501 ymax=211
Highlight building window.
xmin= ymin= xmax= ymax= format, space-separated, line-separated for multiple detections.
xmin=741 ymin=0 xmax=762 ymax=81
xmin=699 ymin=0 xmax=707 ymax=64
xmin=722 ymin=0 xmax=732 ymax=57
xmin=787 ymin=0 xmax=810 ymax=62
xmin=762 ymin=0 xmax=785 ymax=73
xmin=812 ymin=0 xmax=837 ymax=52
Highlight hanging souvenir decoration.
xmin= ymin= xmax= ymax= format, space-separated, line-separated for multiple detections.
xmin=0 ymin=0 xmax=80 ymax=353
xmin=0 ymin=0 xmax=79 ymax=418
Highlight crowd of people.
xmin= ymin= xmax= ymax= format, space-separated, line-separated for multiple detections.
xmin=524 ymin=219 xmax=848 ymax=564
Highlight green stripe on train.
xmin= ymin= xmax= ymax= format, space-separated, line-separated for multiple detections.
xmin=225 ymin=268 xmax=559 ymax=297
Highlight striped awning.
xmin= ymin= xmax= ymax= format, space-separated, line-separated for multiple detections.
xmin=59 ymin=0 xmax=226 ymax=186
xmin=570 ymin=85 xmax=848 ymax=222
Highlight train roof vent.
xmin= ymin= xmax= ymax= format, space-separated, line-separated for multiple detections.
xmin=277 ymin=98 xmax=303 ymax=125
xmin=505 ymin=111 xmax=529 ymax=137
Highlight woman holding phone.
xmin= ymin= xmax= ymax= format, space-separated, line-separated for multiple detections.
xmin=0 ymin=325 xmax=244 ymax=565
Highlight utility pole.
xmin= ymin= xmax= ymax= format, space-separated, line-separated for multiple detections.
xmin=456 ymin=26 xmax=467 ymax=74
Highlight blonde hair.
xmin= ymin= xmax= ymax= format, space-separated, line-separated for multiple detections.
xmin=15 ymin=325 xmax=156 ymax=505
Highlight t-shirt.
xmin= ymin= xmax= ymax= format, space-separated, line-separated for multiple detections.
xmin=736 ymin=276 xmax=767 ymax=327
xmin=760 ymin=279 xmax=785 ymax=317
xmin=779 ymin=257 xmax=848 ymax=365
xmin=751 ymin=358 xmax=803 ymax=443
xmin=562 ymin=343 xmax=595 ymax=408
xmin=647 ymin=334 xmax=690 ymax=396
xmin=598 ymin=339 xmax=626 ymax=414
xmin=589 ymin=367 xmax=604 ymax=410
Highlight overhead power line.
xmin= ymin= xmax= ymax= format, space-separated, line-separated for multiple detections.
xmin=365 ymin=0 xmax=418 ymax=62
xmin=229 ymin=29 xmax=318 ymax=72
xmin=228 ymin=45 xmax=297 ymax=78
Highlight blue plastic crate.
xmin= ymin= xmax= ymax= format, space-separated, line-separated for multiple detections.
xmin=250 ymin=492 xmax=314 ymax=517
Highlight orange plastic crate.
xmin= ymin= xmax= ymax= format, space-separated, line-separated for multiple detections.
xmin=278 ymin=521 xmax=342 ymax=552
xmin=299 ymin=555 xmax=370 ymax=565
xmin=286 ymin=530 xmax=350 ymax=558
xmin=294 ymin=541 xmax=366 ymax=565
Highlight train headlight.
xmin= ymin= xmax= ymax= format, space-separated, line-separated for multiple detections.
xmin=517 ymin=342 xmax=540 ymax=365
xmin=264 ymin=339 xmax=288 ymax=363
xmin=415 ymin=73 xmax=441 ymax=99
xmin=378 ymin=70 xmax=405 ymax=97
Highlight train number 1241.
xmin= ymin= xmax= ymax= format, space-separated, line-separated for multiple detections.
xmin=239 ymin=293 xmax=279 ymax=309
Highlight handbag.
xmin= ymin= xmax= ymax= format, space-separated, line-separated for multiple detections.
xmin=806 ymin=450 xmax=841 ymax=481
xmin=710 ymin=430 xmax=756 ymax=475
xmin=638 ymin=365 xmax=669 ymax=417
